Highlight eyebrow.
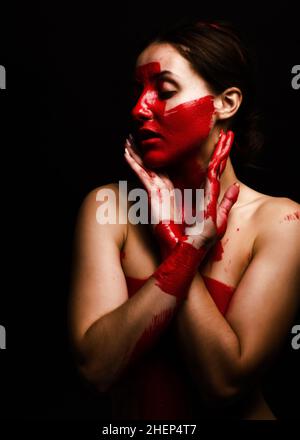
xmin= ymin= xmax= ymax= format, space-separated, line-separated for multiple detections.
xmin=153 ymin=70 xmax=180 ymax=86
xmin=134 ymin=69 xmax=180 ymax=87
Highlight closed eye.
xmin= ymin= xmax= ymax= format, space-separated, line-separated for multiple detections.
xmin=158 ymin=90 xmax=176 ymax=100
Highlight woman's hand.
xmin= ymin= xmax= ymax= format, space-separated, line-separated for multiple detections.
xmin=124 ymin=135 xmax=184 ymax=256
xmin=185 ymin=130 xmax=240 ymax=249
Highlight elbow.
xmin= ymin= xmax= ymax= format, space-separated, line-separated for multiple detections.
xmin=201 ymin=382 xmax=243 ymax=409
xmin=79 ymin=360 xmax=115 ymax=393
xmin=198 ymin=372 xmax=247 ymax=409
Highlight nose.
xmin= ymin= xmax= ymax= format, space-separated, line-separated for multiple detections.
xmin=131 ymin=90 xmax=154 ymax=122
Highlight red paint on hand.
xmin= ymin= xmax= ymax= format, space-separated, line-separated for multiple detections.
xmin=155 ymin=221 xmax=185 ymax=258
xmin=153 ymin=240 xmax=208 ymax=300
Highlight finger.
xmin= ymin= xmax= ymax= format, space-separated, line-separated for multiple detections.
xmin=128 ymin=133 xmax=139 ymax=153
xmin=208 ymin=130 xmax=234 ymax=178
xmin=217 ymin=131 xmax=233 ymax=176
xmin=158 ymin=173 xmax=174 ymax=190
xmin=208 ymin=130 xmax=227 ymax=171
xmin=203 ymin=174 xmax=219 ymax=223
xmin=216 ymin=182 xmax=240 ymax=237
xmin=125 ymin=138 xmax=144 ymax=166
xmin=217 ymin=130 xmax=235 ymax=164
xmin=219 ymin=158 xmax=227 ymax=176
xmin=124 ymin=147 xmax=153 ymax=191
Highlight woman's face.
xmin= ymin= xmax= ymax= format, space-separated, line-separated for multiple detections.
xmin=131 ymin=43 xmax=216 ymax=168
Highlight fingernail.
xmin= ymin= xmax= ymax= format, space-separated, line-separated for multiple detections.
xmin=129 ymin=133 xmax=134 ymax=143
xmin=234 ymin=182 xmax=240 ymax=188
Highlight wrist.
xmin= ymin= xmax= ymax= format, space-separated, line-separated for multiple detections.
xmin=181 ymin=234 xmax=214 ymax=251
xmin=154 ymin=221 xmax=184 ymax=252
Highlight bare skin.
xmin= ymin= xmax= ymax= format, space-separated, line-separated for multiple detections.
xmin=69 ymin=43 xmax=300 ymax=420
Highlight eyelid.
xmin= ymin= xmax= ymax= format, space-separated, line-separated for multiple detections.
xmin=157 ymin=77 xmax=179 ymax=89
xmin=158 ymin=90 xmax=176 ymax=99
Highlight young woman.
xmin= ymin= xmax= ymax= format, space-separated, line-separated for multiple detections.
xmin=69 ymin=21 xmax=300 ymax=419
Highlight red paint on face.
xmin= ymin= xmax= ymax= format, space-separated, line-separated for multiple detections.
xmin=132 ymin=62 xmax=215 ymax=168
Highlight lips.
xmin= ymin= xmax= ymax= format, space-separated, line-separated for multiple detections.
xmin=137 ymin=128 xmax=162 ymax=142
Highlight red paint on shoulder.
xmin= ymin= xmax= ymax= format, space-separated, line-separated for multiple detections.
xmin=283 ymin=211 xmax=300 ymax=221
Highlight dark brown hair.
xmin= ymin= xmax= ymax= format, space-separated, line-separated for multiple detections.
xmin=149 ymin=19 xmax=264 ymax=167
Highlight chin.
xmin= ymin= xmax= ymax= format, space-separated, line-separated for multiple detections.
xmin=142 ymin=151 xmax=175 ymax=169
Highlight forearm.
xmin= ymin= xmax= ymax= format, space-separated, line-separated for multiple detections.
xmin=78 ymin=276 xmax=175 ymax=391
xmin=175 ymin=272 xmax=248 ymax=401
xmin=79 ymin=238 xmax=209 ymax=391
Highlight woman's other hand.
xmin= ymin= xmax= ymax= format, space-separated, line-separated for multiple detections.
xmin=185 ymin=130 xmax=240 ymax=249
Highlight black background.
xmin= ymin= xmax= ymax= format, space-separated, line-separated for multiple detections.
xmin=1 ymin=0 xmax=299 ymax=425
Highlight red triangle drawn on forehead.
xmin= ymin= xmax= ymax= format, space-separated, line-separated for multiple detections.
xmin=135 ymin=62 xmax=161 ymax=82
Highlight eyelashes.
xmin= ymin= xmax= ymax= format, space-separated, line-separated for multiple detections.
xmin=132 ymin=80 xmax=177 ymax=102
xmin=158 ymin=90 xmax=177 ymax=100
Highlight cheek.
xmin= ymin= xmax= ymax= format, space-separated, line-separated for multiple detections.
xmin=161 ymin=95 xmax=215 ymax=147
xmin=142 ymin=95 xmax=215 ymax=168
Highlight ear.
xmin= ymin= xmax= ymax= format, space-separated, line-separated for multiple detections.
xmin=213 ymin=87 xmax=243 ymax=121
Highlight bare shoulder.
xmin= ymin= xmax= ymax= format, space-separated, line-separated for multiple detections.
xmin=75 ymin=182 xmax=127 ymax=248
xmin=255 ymin=193 xmax=300 ymax=227
xmin=253 ymin=191 xmax=300 ymax=251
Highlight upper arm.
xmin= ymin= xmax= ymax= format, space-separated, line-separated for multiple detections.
xmin=68 ymin=184 xmax=128 ymax=348
xmin=225 ymin=199 xmax=300 ymax=378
